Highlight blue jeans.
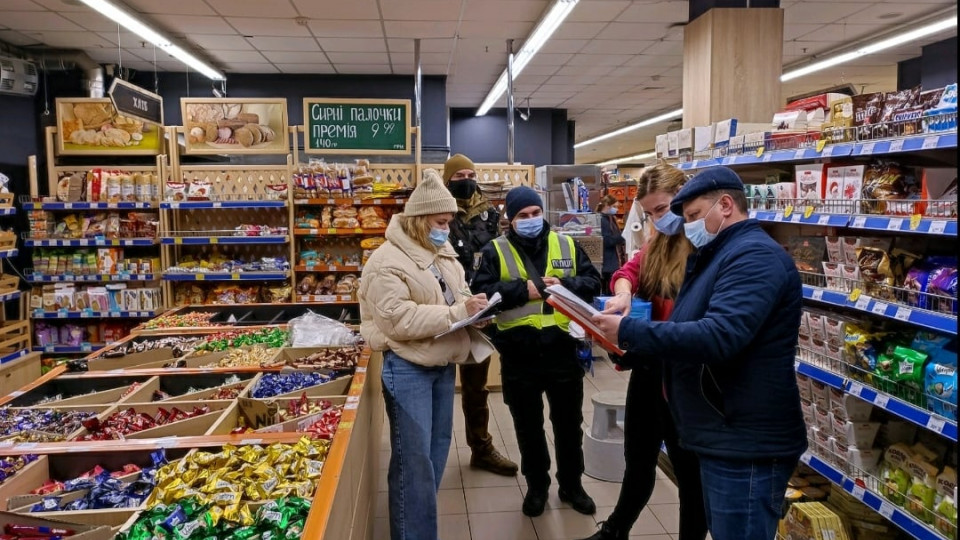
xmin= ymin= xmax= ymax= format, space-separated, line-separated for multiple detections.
xmin=381 ymin=351 xmax=456 ymax=540
xmin=698 ymin=455 xmax=797 ymax=540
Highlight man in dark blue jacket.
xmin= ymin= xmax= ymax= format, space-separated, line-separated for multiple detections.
xmin=593 ymin=167 xmax=806 ymax=540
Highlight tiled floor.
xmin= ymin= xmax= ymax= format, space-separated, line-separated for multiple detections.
xmin=374 ymin=357 xmax=687 ymax=540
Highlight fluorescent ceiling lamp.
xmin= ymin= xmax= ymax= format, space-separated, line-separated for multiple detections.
xmin=79 ymin=0 xmax=224 ymax=80
xmin=476 ymin=0 xmax=579 ymax=116
xmin=781 ymin=15 xmax=957 ymax=82
xmin=596 ymin=151 xmax=656 ymax=167
xmin=574 ymin=108 xmax=683 ymax=149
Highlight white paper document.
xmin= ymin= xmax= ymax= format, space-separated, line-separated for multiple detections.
xmin=436 ymin=292 xmax=502 ymax=338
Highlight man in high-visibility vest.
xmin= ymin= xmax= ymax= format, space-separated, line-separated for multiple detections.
xmin=472 ymin=186 xmax=602 ymax=518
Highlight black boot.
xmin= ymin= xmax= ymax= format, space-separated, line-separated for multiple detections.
xmin=522 ymin=486 xmax=548 ymax=517
xmin=558 ymin=485 xmax=597 ymax=515
xmin=578 ymin=520 xmax=629 ymax=540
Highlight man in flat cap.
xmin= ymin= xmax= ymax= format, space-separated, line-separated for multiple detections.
xmin=442 ymin=153 xmax=518 ymax=478
xmin=593 ymin=166 xmax=807 ymax=540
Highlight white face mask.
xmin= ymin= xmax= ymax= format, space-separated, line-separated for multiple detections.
xmin=683 ymin=199 xmax=725 ymax=248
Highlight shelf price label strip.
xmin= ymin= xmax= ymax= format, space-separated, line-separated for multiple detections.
xmin=160 ymin=201 xmax=287 ymax=209
xmin=802 ymin=285 xmax=957 ymax=336
xmin=0 ymin=432 xmax=309 ymax=456
xmin=801 ymin=452 xmax=950 ymax=540
xmin=749 ymin=211 xmax=956 ymax=237
xmin=163 ymin=236 xmax=288 ymax=245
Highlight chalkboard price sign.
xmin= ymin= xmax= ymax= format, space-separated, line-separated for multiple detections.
xmin=303 ymin=98 xmax=411 ymax=155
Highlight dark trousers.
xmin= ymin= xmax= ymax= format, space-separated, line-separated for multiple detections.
xmin=607 ymin=368 xmax=708 ymax=540
xmin=500 ymin=344 xmax=585 ymax=490
xmin=458 ymin=358 xmax=493 ymax=454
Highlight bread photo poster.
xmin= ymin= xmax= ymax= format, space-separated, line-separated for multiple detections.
xmin=56 ymin=98 xmax=163 ymax=156
xmin=180 ymin=98 xmax=289 ymax=155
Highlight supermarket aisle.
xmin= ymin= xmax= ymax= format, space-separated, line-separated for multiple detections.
xmin=374 ymin=357 xmax=686 ymax=540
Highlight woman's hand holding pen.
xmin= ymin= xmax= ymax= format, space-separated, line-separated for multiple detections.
xmin=462 ymin=290 xmax=489 ymax=316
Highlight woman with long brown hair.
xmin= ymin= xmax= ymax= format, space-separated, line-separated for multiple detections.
xmin=581 ymin=164 xmax=707 ymax=540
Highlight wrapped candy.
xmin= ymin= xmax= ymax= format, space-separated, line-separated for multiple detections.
xmin=252 ymin=372 xmax=333 ymax=399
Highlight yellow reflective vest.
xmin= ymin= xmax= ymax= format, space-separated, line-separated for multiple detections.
xmin=492 ymin=231 xmax=576 ymax=331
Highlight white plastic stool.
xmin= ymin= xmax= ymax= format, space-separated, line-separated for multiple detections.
xmin=583 ymin=390 xmax=627 ymax=482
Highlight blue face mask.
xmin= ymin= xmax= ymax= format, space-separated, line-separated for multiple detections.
xmin=683 ymin=200 xmax=724 ymax=248
xmin=429 ymin=228 xmax=449 ymax=247
xmin=514 ymin=216 xmax=544 ymax=238
xmin=654 ymin=211 xmax=684 ymax=236
xmin=604 ymin=207 xmax=618 ymax=215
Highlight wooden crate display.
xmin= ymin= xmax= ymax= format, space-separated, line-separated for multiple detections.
xmin=0 ymin=321 xmax=30 ymax=360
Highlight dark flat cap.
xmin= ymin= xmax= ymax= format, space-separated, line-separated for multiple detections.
xmin=670 ymin=166 xmax=745 ymax=215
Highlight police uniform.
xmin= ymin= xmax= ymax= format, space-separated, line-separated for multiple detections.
xmin=472 ymin=220 xmax=602 ymax=495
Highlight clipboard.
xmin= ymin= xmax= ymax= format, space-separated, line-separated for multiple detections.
xmin=545 ymin=292 xmax=625 ymax=356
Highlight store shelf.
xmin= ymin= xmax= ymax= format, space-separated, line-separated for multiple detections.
xmin=0 ymin=207 xmax=15 ymax=216
xmin=294 ymin=264 xmax=362 ymax=273
xmin=24 ymin=238 xmax=156 ymax=247
xmin=294 ymin=228 xmax=386 ymax=236
xmin=298 ymin=294 xmax=357 ymax=303
xmin=0 ymin=349 xmax=28 ymax=364
xmin=0 ymin=249 xmax=17 ymax=259
xmin=161 ymin=236 xmax=289 ymax=245
xmin=748 ymin=208 xmax=957 ymax=236
xmin=799 ymin=452 xmax=949 ymax=540
xmin=676 ymin=132 xmax=957 ymax=171
xmin=0 ymin=290 xmax=20 ymax=303
xmin=294 ymin=197 xmax=406 ymax=206
xmin=27 ymin=273 xmax=157 ymax=283
xmin=802 ymin=285 xmax=957 ymax=336
xmin=22 ymin=201 xmax=157 ymax=210
xmin=31 ymin=309 xmax=157 ymax=319
xmin=163 ymin=271 xmax=290 ymax=281
xmin=797 ymin=358 xmax=957 ymax=442
xmin=160 ymin=200 xmax=287 ymax=209
xmin=33 ymin=343 xmax=106 ymax=354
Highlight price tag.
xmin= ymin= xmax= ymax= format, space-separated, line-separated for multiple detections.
xmin=816 ymin=139 xmax=827 ymax=153
xmin=817 ymin=215 xmax=831 ymax=226
xmin=174 ymin=238 xmax=182 ymax=245
xmin=852 ymin=216 xmax=867 ymax=228
xmin=822 ymin=145 xmax=835 ymax=157
xmin=926 ymin=416 xmax=946 ymax=434
xmin=749 ymin=210 xmax=757 ymax=219
xmin=81 ymin=343 xmax=92 ymax=352
xmin=208 ymin=237 xmax=218 ymax=244
xmin=889 ymin=139 xmax=905 ymax=153
xmin=762 ymin=153 xmax=774 ymax=162
xmin=721 ymin=157 xmax=733 ymax=166
xmin=195 ymin=274 xmax=205 ymax=281
xmin=239 ymin=438 xmax=263 ymax=445
xmin=800 ymin=453 xmax=812 ymax=465
xmin=775 ymin=212 xmax=785 ymax=221
xmin=873 ymin=394 xmax=890 ymax=408
xmin=63 ymin=202 xmax=73 ymax=209
xmin=212 ymin=202 xmax=222 ymax=208
xmin=848 ymin=382 xmax=864 ymax=397
xmin=886 ymin=218 xmax=904 ymax=231
xmin=811 ymin=289 xmax=825 ymax=302
xmin=784 ymin=205 xmax=794 ymax=218
xmin=755 ymin=147 xmax=764 ymax=158
xmin=791 ymin=213 xmax=802 ymax=223
xmin=355 ymin=228 xmax=364 ymax=233
xmin=922 ymin=135 xmax=940 ymax=149
xmin=859 ymin=142 xmax=876 ymax=155
xmin=169 ymin=202 xmax=179 ymax=209
xmin=804 ymin=206 xmax=814 ymax=219
xmin=374 ymin=199 xmax=383 ymax=205
xmin=44 ymin=345 xmax=54 ymax=353
xmin=855 ymin=295 xmax=871 ymax=311
xmin=231 ymin=273 xmax=241 ymax=280
xmin=909 ymin=214 xmax=922 ymax=231
xmin=871 ymin=302 xmax=888 ymax=315
xmin=17 ymin=443 xmax=38 ymax=450
xmin=929 ymin=220 xmax=947 ymax=235
xmin=794 ymin=149 xmax=807 ymax=160
xmin=894 ymin=306 xmax=912 ymax=321
xmin=326 ymin=228 xmax=337 ymax=234
xmin=878 ymin=501 xmax=895 ymax=519
xmin=345 ymin=402 xmax=359 ymax=410
xmin=356 ymin=366 xmax=367 ymax=373
xmin=852 ymin=485 xmax=866 ymax=500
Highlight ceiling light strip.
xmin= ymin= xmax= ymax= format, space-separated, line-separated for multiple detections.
xmin=79 ymin=0 xmax=224 ymax=80
xmin=576 ymin=11 xmax=957 ymax=150
xmin=476 ymin=0 xmax=579 ymax=116
xmin=781 ymin=15 xmax=957 ymax=82
xmin=574 ymin=108 xmax=683 ymax=149
xmin=596 ymin=151 xmax=656 ymax=167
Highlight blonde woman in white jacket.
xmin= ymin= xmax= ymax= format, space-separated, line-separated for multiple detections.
xmin=359 ymin=170 xmax=490 ymax=540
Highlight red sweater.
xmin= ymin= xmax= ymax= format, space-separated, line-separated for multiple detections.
xmin=610 ymin=244 xmax=675 ymax=322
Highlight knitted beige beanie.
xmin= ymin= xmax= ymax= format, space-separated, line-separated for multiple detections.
xmin=403 ymin=169 xmax=458 ymax=216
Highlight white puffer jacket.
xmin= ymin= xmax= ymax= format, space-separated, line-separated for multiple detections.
xmin=358 ymin=215 xmax=472 ymax=367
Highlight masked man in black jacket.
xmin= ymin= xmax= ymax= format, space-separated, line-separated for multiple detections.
xmin=443 ymin=153 xmax=518 ymax=477
xmin=472 ymin=186 xmax=602 ymax=517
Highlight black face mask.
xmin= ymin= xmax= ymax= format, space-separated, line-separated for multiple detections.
xmin=448 ymin=179 xmax=477 ymax=200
